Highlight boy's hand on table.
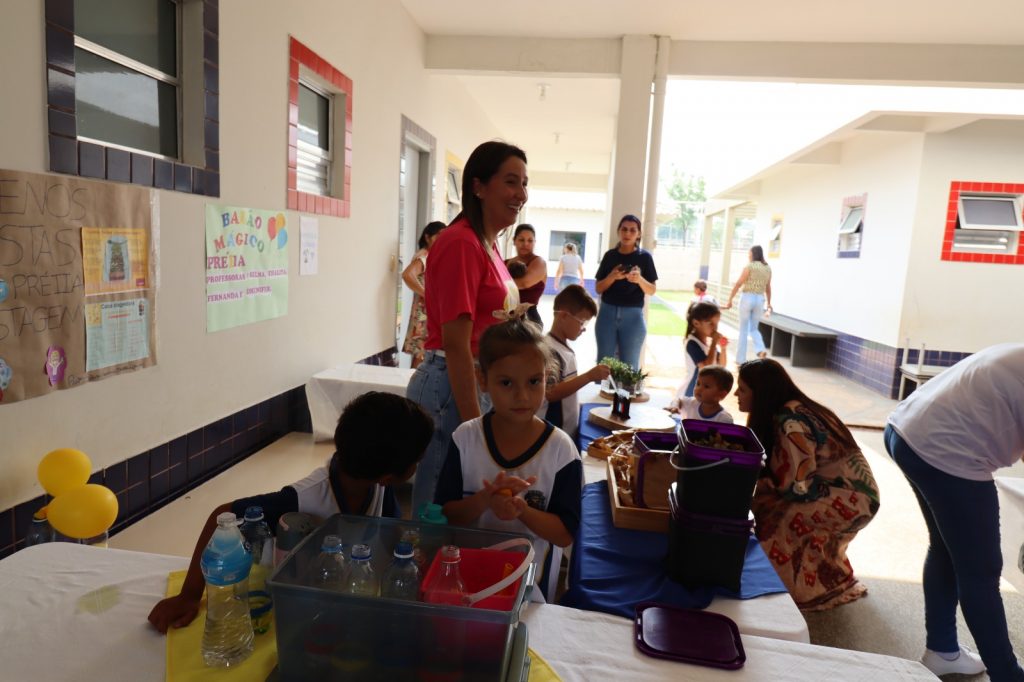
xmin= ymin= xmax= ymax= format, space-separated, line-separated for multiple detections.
xmin=148 ymin=593 xmax=201 ymax=634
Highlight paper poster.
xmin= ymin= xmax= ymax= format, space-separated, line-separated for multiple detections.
xmin=205 ymin=204 xmax=289 ymax=332
xmin=300 ymin=216 xmax=318 ymax=276
xmin=84 ymin=298 xmax=150 ymax=371
xmin=0 ymin=168 xmax=156 ymax=404
xmin=81 ymin=228 xmax=149 ymax=294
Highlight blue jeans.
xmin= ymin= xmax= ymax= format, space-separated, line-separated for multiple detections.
xmin=595 ymin=302 xmax=646 ymax=369
xmin=884 ymin=426 xmax=1024 ymax=681
xmin=558 ymin=275 xmax=580 ymax=291
xmin=736 ymin=292 xmax=767 ymax=363
xmin=407 ymin=352 xmax=490 ymax=518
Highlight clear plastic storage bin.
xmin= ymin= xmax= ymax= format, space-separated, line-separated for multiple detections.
xmin=267 ymin=514 xmax=535 ymax=682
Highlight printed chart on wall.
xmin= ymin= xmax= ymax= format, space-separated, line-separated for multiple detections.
xmin=0 ymin=168 xmax=157 ymax=404
xmin=205 ymin=204 xmax=289 ymax=332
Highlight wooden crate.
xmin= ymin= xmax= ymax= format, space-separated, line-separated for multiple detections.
xmin=606 ymin=458 xmax=669 ymax=533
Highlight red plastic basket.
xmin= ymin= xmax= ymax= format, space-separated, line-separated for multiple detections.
xmin=421 ymin=546 xmax=529 ymax=611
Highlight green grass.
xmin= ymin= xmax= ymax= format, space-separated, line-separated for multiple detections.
xmin=647 ymin=300 xmax=687 ymax=336
xmin=654 ymin=290 xmax=693 ymax=305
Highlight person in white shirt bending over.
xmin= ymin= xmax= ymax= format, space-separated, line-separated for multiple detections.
xmin=668 ymin=365 xmax=734 ymax=424
xmin=885 ymin=343 xmax=1024 ymax=681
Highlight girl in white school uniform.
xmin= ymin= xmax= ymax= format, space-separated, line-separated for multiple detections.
xmin=434 ymin=318 xmax=582 ymax=602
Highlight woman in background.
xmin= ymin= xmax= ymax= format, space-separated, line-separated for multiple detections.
xmin=724 ymin=245 xmax=772 ymax=364
xmin=737 ymin=359 xmax=880 ymax=612
xmin=401 ymin=221 xmax=446 ymax=368
xmin=554 ymin=242 xmax=584 ymax=292
xmin=593 ymin=214 xmax=657 ymax=369
xmin=506 ymin=223 xmax=547 ymax=326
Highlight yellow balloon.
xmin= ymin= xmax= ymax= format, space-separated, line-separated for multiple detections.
xmin=38 ymin=448 xmax=92 ymax=497
xmin=48 ymin=484 xmax=118 ymax=540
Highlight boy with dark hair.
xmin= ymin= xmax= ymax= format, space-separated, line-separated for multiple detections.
xmin=540 ymin=284 xmax=610 ymax=440
xmin=668 ymin=364 xmax=734 ymax=424
xmin=148 ymin=391 xmax=433 ymax=633
xmin=692 ymin=278 xmax=717 ymax=306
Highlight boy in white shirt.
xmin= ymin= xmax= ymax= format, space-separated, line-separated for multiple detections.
xmin=667 ymin=365 xmax=734 ymax=424
xmin=539 ymin=285 xmax=610 ymax=441
xmin=692 ymin=278 xmax=718 ymax=306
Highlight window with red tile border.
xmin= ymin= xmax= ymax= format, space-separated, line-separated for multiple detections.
xmin=942 ymin=181 xmax=1024 ymax=264
xmin=287 ymin=37 xmax=352 ymax=217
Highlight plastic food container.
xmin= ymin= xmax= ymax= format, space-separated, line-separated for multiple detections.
xmin=674 ymin=420 xmax=765 ymax=519
xmin=267 ymin=514 xmax=535 ymax=681
xmin=667 ymin=483 xmax=753 ymax=592
xmin=631 ymin=431 xmax=679 ymax=510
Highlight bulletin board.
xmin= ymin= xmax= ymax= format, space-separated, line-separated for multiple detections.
xmin=0 ymin=168 xmax=157 ymax=404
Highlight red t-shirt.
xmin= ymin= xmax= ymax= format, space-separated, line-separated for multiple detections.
xmin=424 ymin=218 xmax=519 ymax=355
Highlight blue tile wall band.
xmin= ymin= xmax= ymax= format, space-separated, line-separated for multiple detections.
xmin=0 ymin=383 xmax=311 ymax=558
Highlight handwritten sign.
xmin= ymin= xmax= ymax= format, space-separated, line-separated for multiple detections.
xmin=205 ymin=204 xmax=289 ymax=332
xmin=0 ymin=168 xmax=155 ymax=404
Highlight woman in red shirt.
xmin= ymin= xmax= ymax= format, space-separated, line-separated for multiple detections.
xmin=408 ymin=141 xmax=529 ymax=516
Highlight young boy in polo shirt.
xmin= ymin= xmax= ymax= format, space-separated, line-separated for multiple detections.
xmin=147 ymin=391 xmax=433 ymax=633
xmin=539 ymin=285 xmax=610 ymax=441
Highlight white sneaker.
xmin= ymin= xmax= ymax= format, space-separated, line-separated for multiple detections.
xmin=920 ymin=646 xmax=986 ymax=676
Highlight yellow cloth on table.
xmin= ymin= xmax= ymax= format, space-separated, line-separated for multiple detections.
xmin=165 ymin=570 xmax=278 ymax=682
xmin=527 ymin=648 xmax=562 ymax=682
xmin=165 ymin=569 xmax=558 ymax=681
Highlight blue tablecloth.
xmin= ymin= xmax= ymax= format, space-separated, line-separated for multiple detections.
xmin=577 ymin=401 xmax=610 ymax=452
xmin=559 ymin=481 xmax=788 ymax=618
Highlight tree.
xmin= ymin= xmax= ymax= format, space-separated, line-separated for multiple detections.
xmin=659 ymin=170 xmax=706 ymax=245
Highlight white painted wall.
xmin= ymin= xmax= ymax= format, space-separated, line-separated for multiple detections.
xmin=518 ymin=207 xmax=607 ymax=278
xmin=0 ymin=0 xmax=500 ymax=510
xmin=751 ymin=132 xmax=924 ymax=345
xmin=904 ymin=119 xmax=1024 ymax=352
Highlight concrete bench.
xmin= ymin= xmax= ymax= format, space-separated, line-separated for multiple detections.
xmin=758 ymin=314 xmax=837 ymax=367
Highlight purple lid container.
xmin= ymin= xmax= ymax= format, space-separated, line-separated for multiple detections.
xmin=677 ymin=419 xmax=765 ymax=469
xmin=634 ymin=601 xmax=746 ymax=669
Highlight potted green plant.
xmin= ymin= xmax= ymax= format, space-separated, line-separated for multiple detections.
xmin=600 ymin=357 xmax=648 ymax=397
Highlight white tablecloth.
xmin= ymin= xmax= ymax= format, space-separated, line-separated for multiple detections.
xmin=996 ymin=476 xmax=1024 ymax=593
xmin=1 ymin=544 xmax=933 ymax=682
xmin=305 ymin=363 xmax=415 ymax=440
xmin=522 ymin=603 xmax=937 ymax=681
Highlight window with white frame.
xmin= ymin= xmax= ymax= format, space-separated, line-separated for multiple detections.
xmin=73 ymin=0 xmax=180 ymax=158
xmin=953 ymin=194 xmax=1023 ymax=253
xmin=837 ymin=205 xmax=864 ymax=254
xmin=296 ymin=81 xmax=333 ymax=197
xmin=767 ymin=216 xmax=782 ymax=258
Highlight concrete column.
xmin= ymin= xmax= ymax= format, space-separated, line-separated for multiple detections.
xmin=719 ymin=207 xmax=736 ymax=284
xmin=641 ymin=36 xmax=670 ymax=252
xmin=699 ymin=212 xmax=714 ymax=280
xmin=608 ymin=35 xmax=657 ymax=249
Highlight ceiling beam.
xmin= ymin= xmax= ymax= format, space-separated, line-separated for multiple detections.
xmin=426 ymin=35 xmax=1024 ymax=88
xmin=668 ymin=41 xmax=1024 ymax=87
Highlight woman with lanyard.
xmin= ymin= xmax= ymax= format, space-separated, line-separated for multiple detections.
xmin=724 ymin=245 xmax=772 ymax=364
xmin=407 ymin=141 xmax=528 ymax=517
xmin=506 ymin=223 xmax=547 ymax=326
xmin=594 ymin=214 xmax=658 ymax=370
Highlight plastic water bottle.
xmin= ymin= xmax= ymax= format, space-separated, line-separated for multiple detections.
xmin=423 ymin=544 xmax=467 ymax=605
xmin=312 ymin=535 xmax=347 ymax=590
xmin=400 ymin=528 xmax=428 ymax=573
xmin=25 ymin=507 xmax=54 ymax=546
xmin=200 ymin=512 xmax=255 ymax=667
xmin=382 ymin=541 xmax=421 ymax=601
xmin=239 ymin=506 xmax=274 ymax=634
xmin=344 ymin=544 xmax=379 ymax=596
xmin=418 ymin=503 xmax=448 ymax=525
xmin=239 ymin=506 xmax=272 ymax=566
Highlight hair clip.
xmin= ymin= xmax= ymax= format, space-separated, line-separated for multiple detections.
xmin=492 ymin=304 xmax=534 ymax=322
